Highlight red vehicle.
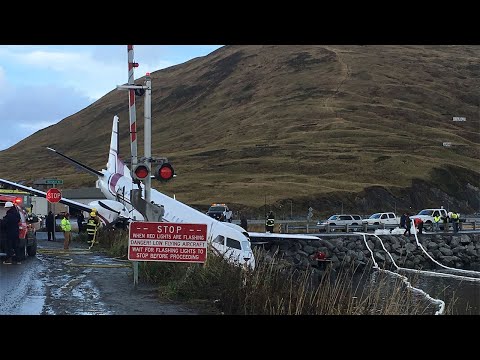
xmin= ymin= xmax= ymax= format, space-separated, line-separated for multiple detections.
xmin=0 ymin=195 xmax=38 ymax=259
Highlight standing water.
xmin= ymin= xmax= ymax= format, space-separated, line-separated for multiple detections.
xmin=406 ymin=271 xmax=480 ymax=315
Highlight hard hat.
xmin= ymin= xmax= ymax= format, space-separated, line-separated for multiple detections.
xmin=4 ymin=201 xmax=14 ymax=208
xmin=92 ymin=208 xmax=97 ymax=212
xmin=90 ymin=212 xmax=96 ymax=217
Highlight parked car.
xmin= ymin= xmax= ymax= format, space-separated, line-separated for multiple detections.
xmin=362 ymin=212 xmax=399 ymax=227
xmin=318 ymin=214 xmax=363 ymax=231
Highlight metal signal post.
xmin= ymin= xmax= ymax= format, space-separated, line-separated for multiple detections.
xmin=144 ymin=73 xmax=152 ymax=203
xmin=117 ymin=48 xmax=172 ymax=288
xmin=127 ymin=45 xmax=139 ymax=175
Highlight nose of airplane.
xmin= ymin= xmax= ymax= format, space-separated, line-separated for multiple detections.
xmin=243 ymin=254 xmax=255 ymax=269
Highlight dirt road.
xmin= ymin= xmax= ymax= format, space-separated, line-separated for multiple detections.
xmin=1 ymin=236 xmax=201 ymax=315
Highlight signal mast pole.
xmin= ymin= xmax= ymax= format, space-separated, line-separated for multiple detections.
xmin=128 ymin=45 xmax=140 ymax=288
xmin=144 ymin=73 xmax=152 ymax=204
xmin=127 ymin=45 xmax=139 ymax=178
xmin=118 ymin=47 xmax=153 ymax=288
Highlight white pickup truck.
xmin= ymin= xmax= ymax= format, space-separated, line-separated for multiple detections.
xmin=409 ymin=208 xmax=448 ymax=231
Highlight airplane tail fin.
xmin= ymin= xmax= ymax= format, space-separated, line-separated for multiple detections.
xmin=107 ymin=115 xmax=131 ymax=177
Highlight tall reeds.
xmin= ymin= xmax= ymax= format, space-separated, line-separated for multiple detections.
xmin=101 ymin=231 xmax=441 ymax=314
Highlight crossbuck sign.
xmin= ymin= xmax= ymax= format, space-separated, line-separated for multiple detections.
xmin=128 ymin=222 xmax=207 ymax=263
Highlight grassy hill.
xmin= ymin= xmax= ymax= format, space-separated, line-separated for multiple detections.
xmin=1 ymin=45 xmax=479 ymax=218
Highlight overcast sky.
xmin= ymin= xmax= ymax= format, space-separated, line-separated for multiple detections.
xmin=0 ymin=45 xmax=222 ymax=150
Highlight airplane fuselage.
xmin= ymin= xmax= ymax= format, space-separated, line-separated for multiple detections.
xmin=97 ymin=168 xmax=255 ymax=267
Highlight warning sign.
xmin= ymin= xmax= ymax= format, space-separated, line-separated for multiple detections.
xmin=128 ymin=222 xmax=207 ymax=263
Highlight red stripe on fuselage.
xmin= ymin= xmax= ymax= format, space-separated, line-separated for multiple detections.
xmin=117 ymin=158 xmax=124 ymax=175
xmin=109 ymin=173 xmax=123 ymax=194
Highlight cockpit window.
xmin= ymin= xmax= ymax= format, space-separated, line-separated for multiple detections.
xmin=242 ymin=241 xmax=251 ymax=251
xmin=226 ymin=238 xmax=241 ymax=250
xmin=213 ymin=235 xmax=224 ymax=245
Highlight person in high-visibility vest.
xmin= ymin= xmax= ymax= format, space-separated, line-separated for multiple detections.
xmin=86 ymin=211 xmax=100 ymax=245
xmin=266 ymin=211 xmax=275 ymax=233
xmin=60 ymin=213 xmax=72 ymax=250
xmin=450 ymin=212 xmax=460 ymax=233
xmin=433 ymin=214 xmax=441 ymax=232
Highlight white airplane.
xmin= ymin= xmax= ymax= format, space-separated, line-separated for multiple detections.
xmin=0 ymin=116 xmax=322 ymax=268
xmin=0 ymin=116 xmax=256 ymax=267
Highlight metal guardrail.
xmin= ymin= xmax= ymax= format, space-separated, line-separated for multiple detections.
xmin=283 ymin=221 xmax=480 ymax=233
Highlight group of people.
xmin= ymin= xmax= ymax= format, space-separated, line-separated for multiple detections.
xmin=400 ymin=213 xmax=423 ymax=236
xmin=44 ymin=209 xmax=100 ymax=250
xmin=400 ymin=211 xmax=461 ymax=236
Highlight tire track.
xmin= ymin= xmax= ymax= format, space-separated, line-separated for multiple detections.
xmin=324 ymin=46 xmax=351 ymax=118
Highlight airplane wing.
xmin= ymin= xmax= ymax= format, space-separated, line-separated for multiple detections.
xmin=46 ymin=147 xmax=104 ymax=177
xmin=247 ymin=231 xmax=320 ymax=242
xmin=0 ymin=177 xmax=93 ymax=213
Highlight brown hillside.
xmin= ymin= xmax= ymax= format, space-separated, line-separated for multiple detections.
xmin=1 ymin=45 xmax=479 ymax=217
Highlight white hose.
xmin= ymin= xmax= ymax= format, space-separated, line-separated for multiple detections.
xmin=411 ymin=226 xmax=480 ymax=277
xmin=357 ymin=232 xmax=445 ymax=315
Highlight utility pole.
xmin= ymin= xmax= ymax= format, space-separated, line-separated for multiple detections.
xmin=144 ymin=73 xmax=152 ymax=203
xmin=127 ymin=45 xmax=139 ymax=181
xmin=128 ymin=45 xmax=139 ymax=289
xmin=264 ymin=194 xmax=267 ymax=230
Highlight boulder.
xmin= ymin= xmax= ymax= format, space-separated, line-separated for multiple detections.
xmin=439 ymin=247 xmax=453 ymax=256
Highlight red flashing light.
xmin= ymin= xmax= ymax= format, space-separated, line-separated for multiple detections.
xmin=154 ymin=163 xmax=174 ymax=182
xmin=159 ymin=165 xmax=173 ymax=180
xmin=134 ymin=165 xmax=149 ymax=180
xmin=14 ymin=197 xmax=22 ymax=204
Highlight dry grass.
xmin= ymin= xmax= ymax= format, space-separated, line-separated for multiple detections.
xmin=102 ymin=228 xmax=438 ymax=315
xmin=150 ymin=248 xmax=442 ymax=315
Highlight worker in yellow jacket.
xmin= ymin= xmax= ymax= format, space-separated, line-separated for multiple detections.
xmin=60 ymin=213 xmax=72 ymax=250
xmin=86 ymin=211 xmax=100 ymax=246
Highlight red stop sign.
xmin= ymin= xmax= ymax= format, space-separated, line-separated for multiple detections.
xmin=46 ymin=188 xmax=62 ymax=203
